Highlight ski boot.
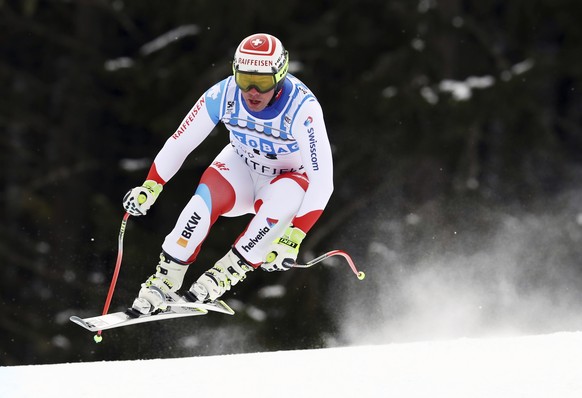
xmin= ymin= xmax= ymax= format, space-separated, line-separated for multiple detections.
xmin=184 ymin=248 xmax=254 ymax=303
xmin=131 ymin=251 xmax=190 ymax=315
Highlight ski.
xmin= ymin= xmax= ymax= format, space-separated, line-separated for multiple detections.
xmin=70 ymin=299 xmax=234 ymax=332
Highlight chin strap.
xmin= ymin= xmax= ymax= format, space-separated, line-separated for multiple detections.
xmin=267 ymin=80 xmax=286 ymax=106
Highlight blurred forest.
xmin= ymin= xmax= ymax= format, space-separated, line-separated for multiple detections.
xmin=2 ymin=0 xmax=582 ymax=366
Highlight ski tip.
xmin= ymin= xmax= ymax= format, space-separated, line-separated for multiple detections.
xmin=69 ymin=315 xmax=85 ymax=325
xmin=70 ymin=315 xmax=90 ymax=329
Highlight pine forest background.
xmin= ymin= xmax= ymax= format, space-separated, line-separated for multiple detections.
xmin=2 ymin=0 xmax=582 ymax=365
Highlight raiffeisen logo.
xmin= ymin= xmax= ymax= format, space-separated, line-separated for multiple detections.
xmin=236 ymin=58 xmax=274 ymax=67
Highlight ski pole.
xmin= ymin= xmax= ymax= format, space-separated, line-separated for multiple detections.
xmin=94 ymin=212 xmax=130 ymax=343
xmin=294 ymin=249 xmax=365 ymax=280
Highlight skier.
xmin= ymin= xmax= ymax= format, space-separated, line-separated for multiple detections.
xmin=123 ymin=33 xmax=334 ymax=315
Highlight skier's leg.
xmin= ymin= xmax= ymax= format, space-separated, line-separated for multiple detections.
xmin=187 ymin=172 xmax=309 ymax=302
xmin=233 ymin=172 xmax=309 ymax=264
xmin=133 ymin=146 xmax=255 ymax=313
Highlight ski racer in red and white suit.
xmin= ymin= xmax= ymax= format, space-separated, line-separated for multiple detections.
xmin=153 ymin=72 xmax=333 ymax=264
xmin=123 ymin=33 xmax=334 ymax=313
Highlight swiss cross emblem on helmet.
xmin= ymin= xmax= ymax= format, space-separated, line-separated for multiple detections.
xmin=250 ymin=38 xmax=265 ymax=48
xmin=240 ymin=34 xmax=275 ymax=55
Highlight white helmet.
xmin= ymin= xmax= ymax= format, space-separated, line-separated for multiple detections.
xmin=232 ymin=33 xmax=289 ymax=93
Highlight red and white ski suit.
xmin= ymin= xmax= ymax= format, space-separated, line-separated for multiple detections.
xmin=146 ymin=74 xmax=333 ymax=266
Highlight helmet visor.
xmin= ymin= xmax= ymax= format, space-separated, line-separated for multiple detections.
xmin=235 ymin=71 xmax=277 ymax=93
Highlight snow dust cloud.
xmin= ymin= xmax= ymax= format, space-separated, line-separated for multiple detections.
xmin=334 ymin=189 xmax=582 ymax=345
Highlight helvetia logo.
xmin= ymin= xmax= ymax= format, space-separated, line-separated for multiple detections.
xmin=241 ymin=227 xmax=271 ymax=252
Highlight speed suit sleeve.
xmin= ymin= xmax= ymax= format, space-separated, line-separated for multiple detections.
xmin=291 ymin=99 xmax=334 ymax=233
xmin=145 ymin=80 xmax=226 ymax=184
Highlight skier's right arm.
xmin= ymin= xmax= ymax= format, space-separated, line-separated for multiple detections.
xmin=123 ymin=80 xmax=227 ymax=216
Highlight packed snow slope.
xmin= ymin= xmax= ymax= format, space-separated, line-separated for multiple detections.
xmin=2 ymin=331 xmax=582 ymax=398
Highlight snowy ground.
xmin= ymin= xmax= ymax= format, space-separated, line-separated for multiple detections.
xmin=2 ymin=331 xmax=582 ymax=398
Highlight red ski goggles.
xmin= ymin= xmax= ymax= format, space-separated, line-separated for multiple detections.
xmin=234 ymin=71 xmax=278 ymax=93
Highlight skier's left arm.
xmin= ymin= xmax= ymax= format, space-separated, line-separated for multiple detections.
xmin=292 ymin=99 xmax=334 ymax=233
xmin=261 ymin=100 xmax=333 ymax=271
